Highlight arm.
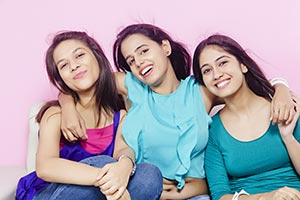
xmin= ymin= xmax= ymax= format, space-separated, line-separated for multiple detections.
xmin=58 ymin=72 xmax=130 ymax=142
xmin=95 ymin=110 xmax=135 ymax=199
xmin=160 ymin=177 xmax=208 ymax=200
xmin=199 ymin=85 xmax=218 ymax=114
xmin=204 ymin=131 xmax=232 ymax=200
xmin=220 ymin=187 xmax=300 ymax=200
xmin=114 ymin=72 xmax=130 ymax=110
xmin=270 ymin=78 xmax=295 ymax=125
xmin=278 ymin=94 xmax=300 ymax=174
xmin=58 ymin=93 xmax=87 ymax=141
xmin=36 ymin=106 xmax=99 ymax=185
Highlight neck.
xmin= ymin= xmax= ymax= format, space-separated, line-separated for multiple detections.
xmin=77 ymin=88 xmax=96 ymax=110
xmin=223 ymin=83 xmax=269 ymax=115
xmin=150 ymin=62 xmax=181 ymax=95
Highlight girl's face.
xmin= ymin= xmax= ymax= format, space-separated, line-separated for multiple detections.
xmin=199 ymin=45 xmax=248 ymax=98
xmin=53 ymin=39 xmax=99 ymax=94
xmin=120 ymin=34 xmax=172 ymax=88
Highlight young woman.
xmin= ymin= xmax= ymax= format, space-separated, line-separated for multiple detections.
xmin=16 ymin=31 xmax=162 ymax=200
xmin=193 ymin=34 xmax=300 ymax=200
xmin=59 ymin=24 xmax=295 ymax=200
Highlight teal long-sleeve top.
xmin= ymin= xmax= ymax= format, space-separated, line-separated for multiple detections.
xmin=205 ymin=114 xmax=300 ymax=200
xmin=122 ymin=72 xmax=211 ymax=189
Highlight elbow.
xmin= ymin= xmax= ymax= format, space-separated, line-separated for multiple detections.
xmin=36 ymin=162 xmax=52 ymax=182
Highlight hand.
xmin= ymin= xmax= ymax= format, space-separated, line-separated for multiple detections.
xmin=59 ymin=93 xmax=87 ymax=141
xmin=278 ymin=94 xmax=299 ymax=140
xmin=271 ymin=86 xmax=295 ymax=125
xmin=160 ymin=178 xmax=178 ymax=200
xmin=263 ymin=186 xmax=300 ymax=200
xmin=106 ymin=189 xmax=131 ymax=200
xmin=95 ymin=161 xmax=131 ymax=199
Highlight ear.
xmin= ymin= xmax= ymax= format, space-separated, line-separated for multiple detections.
xmin=161 ymin=40 xmax=172 ymax=56
xmin=241 ymin=64 xmax=248 ymax=73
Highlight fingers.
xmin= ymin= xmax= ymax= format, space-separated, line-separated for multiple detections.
xmin=78 ymin=119 xmax=88 ymax=140
xmin=271 ymin=106 xmax=295 ymax=125
xmin=62 ymin=130 xmax=78 ymax=142
xmin=276 ymin=186 xmax=300 ymax=200
xmin=61 ymin=121 xmax=87 ymax=141
xmin=102 ymin=186 xmax=126 ymax=200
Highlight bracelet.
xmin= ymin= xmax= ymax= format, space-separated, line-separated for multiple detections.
xmin=232 ymin=189 xmax=249 ymax=200
xmin=118 ymin=155 xmax=136 ymax=176
xmin=270 ymin=77 xmax=289 ymax=88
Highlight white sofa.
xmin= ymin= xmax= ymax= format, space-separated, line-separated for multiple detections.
xmin=0 ymin=103 xmax=43 ymax=200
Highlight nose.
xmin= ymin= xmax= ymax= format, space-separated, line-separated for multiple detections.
xmin=135 ymin=56 xmax=145 ymax=67
xmin=70 ymin=60 xmax=80 ymax=72
xmin=213 ymin=67 xmax=223 ymax=80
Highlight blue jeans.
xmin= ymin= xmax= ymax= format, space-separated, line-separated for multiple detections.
xmin=187 ymin=194 xmax=211 ymax=200
xmin=33 ymin=155 xmax=163 ymax=200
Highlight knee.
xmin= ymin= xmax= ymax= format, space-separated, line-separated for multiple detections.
xmin=134 ymin=163 xmax=163 ymax=191
xmin=138 ymin=163 xmax=162 ymax=182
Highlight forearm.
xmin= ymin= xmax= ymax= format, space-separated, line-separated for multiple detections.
xmin=36 ymin=157 xmax=99 ymax=185
xmin=162 ymin=178 xmax=208 ymax=199
xmin=58 ymin=92 xmax=76 ymax=108
xmin=220 ymin=191 xmax=275 ymax=200
xmin=282 ymin=135 xmax=300 ymax=174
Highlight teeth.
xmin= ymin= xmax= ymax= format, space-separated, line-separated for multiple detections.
xmin=216 ymin=80 xmax=229 ymax=88
xmin=141 ymin=66 xmax=152 ymax=76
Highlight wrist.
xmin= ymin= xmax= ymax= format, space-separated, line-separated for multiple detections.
xmin=282 ymin=134 xmax=296 ymax=144
xmin=118 ymin=155 xmax=136 ymax=176
xmin=270 ymin=78 xmax=289 ymax=88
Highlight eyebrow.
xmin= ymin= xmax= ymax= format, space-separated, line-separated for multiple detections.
xmin=56 ymin=47 xmax=85 ymax=66
xmin=200 ymin=55 xmax=230 ymax=69
xmin=125 ymin=44 xmax=147 ymax=61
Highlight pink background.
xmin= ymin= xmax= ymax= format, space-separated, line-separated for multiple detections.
xmin=1 ymin=0 xmax=299 ymax=166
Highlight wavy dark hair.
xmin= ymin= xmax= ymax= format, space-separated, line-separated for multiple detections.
xmin=37 ymin=31 xmax=124 ymax=124
xmin=193 ymin=34 xmax=274 ymax=100
xmin=113 ymin=23 xmax=191 ymax=80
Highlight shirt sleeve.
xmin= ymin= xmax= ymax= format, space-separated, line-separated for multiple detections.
xmin=205 ymin=130 xmax=232 ymax=200
xmin=125 ymin=72 xmax=146 ymax=105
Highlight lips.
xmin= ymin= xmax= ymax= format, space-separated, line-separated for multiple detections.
xmin=215 ymin=79 xmax=230 ymax=88
xmin=73 ymin=70 xmax=87 ymax=80
xmin=139 ymin=65 xmax=153 ymax=77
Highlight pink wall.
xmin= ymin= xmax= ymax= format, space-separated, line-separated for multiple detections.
xmin=1 ymin=0 xmax=299 ymax=166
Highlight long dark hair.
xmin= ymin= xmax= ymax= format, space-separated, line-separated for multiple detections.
xmin=37 ymin=31 xmax=123 ymax=124
xmin=113 ymin=23 xmax=191 ymax=80
xmin=193 ymin=34 xmax=274 ymax=100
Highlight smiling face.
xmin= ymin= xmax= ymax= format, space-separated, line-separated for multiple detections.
xmin=199 ymin=45 xmax=248 ymax=98
xmin=53 ymin=39 xmax=100 ymax=94
xmin=120 ymin=34 xmax=173 ymax=88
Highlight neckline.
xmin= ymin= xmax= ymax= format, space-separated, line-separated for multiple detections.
xmin=150 ymin=80 xmax=183 ymax=100
xmin=215 ymin=114 xmax=273 ymax=143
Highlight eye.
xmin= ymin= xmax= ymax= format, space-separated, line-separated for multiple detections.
xmin=76 ymin=53 xmax=85 ymax=59
xmin=140 ymin=48 xmax=149 ymax=55
xmin=219 ymin=60 xmax=228 ymax=67
xmin=59 ymin=63 xmax=68 ymax=70
xmin=127 ymin=58 xmax=135 ymax=66
xmin=201 ymin=67 xmax=211 ymax=75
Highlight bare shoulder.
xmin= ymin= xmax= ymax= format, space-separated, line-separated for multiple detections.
xmin=40 ymin=105 xmax=62 ymax=125
xmin=119 ymin=109 xmax=127 ymax=122
xmin=114 ymin=72 xmax=127 ymax=96
xmin=199 ymin=85 xmax=215 ymax=113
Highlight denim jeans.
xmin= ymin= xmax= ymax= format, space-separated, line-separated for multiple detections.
xmin=33 ymin=155 xmax=163 ymax=200
xmin=187 ymin=194 xmax=211 ymax=200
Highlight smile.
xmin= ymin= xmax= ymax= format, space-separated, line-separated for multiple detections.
xmin=215 ymin=79 xmax=230 ymax=88
xmin=140 ymin=65 xmax=153 ymax=77
xmin=73 ymin=71 xmax=87 ymax=80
